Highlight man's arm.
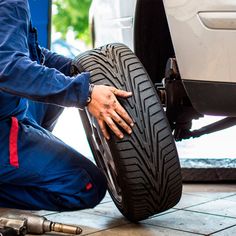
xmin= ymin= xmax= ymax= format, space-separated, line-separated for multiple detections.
xmin=41 ymin=48 xmax=72 ymax=76
xmin=0 ymin=0 xmax=89 ymax=108
xmin=0 ymin=0 xmax=133 ymax=138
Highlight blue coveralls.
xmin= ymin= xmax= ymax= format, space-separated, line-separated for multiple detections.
xmin=0 ymin=0 xmax=107 ymax=211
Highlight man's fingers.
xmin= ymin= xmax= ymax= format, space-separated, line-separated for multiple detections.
xmin=105 ymin=117 xmax=124 ymax=139
xmin=115 ymin=102 xmax=134 ymax=127
xmin=111 ymin=87 xmax=132 ymax=98
xmin=109 ymin=87 xmax=134 ymax=126
xmin=89 ymin=85 xmax=134 ymax=140
xmin=110 ymin=111 xmax=132 ymax=135
xmin=98 ymin=120 xmax=110 ymax=140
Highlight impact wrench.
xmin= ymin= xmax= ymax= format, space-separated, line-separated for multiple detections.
xmin=0 ymin=210 xmax=82 ymax=235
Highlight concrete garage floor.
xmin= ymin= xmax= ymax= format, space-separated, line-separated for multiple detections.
xmin=23 ymin=184 xmax=236 ymax=236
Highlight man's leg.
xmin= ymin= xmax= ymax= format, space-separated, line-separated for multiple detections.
xmin=0 ymin=118 xmax=107 ymax=210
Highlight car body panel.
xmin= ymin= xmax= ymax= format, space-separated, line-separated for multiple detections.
xmin=163 ymin=0 xmax=236 ymax=83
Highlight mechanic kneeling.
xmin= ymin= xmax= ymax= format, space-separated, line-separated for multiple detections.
xmin=0 ymin=0 xmax=133 ymax=211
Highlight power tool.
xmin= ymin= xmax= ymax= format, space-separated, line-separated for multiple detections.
xmin=0 ymin=210 xmax=82 ymax=235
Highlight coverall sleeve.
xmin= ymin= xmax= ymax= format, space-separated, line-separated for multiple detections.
xmin=0 ymin=0 xmax=89 ymax=108
xmin=41 ymin=48 xmax=73 ymax=76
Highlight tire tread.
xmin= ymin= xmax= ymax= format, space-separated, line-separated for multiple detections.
xmin=73 ymin=44 xmax=182 ymax=221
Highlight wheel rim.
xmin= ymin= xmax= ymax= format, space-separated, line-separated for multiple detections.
xmin=85 ymin=109 xmax=123 ymax=203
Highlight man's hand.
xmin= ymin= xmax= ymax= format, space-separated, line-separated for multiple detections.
xmin=87 ymin=85 xmax=134 ymax=140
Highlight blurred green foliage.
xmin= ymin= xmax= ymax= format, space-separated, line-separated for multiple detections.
xmin=52 ymin=0 xmax=92 ymax=44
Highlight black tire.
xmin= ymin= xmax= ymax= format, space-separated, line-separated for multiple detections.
xmin=72 ymin=43 xmax=182 ymax=221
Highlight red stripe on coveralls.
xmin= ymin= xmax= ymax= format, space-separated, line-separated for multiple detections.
xmin=9 ymin=117 xmax=19 ymax=168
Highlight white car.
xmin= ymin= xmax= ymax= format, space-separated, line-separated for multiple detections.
xmin=90 ymin=0 xmax=236 ymax=118
xmin=72 ymin=0 xmax=236 ymax=221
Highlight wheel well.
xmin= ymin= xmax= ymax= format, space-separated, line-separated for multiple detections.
xmin=134 ymin=0 xmax=175 ymax=84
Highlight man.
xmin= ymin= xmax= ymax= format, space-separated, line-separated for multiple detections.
xmin=0 ymin=0 xmax=133 ymax=211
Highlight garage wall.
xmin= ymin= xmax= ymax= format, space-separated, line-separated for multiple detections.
xmin=28 ymin=0 xmax=52 ymax=48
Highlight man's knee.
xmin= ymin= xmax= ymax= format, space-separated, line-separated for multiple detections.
xmin=56 ymin=168 xmax=107 ymax=210
xmin=84 ymin=169 xmax=107 ymax=208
